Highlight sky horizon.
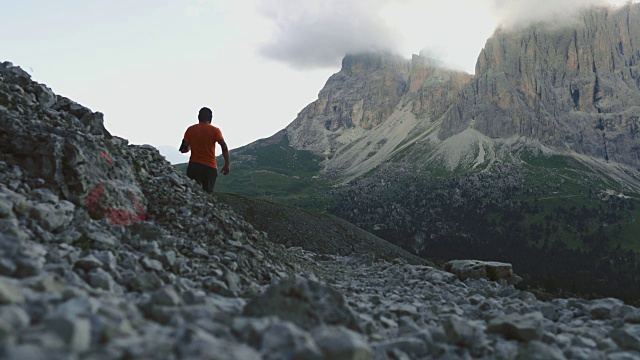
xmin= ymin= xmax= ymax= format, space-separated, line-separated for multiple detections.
xmin=2 ymin=0 xmax=637 ymax=164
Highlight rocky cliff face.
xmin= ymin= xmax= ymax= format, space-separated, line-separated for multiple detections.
xmin=283 ymin=52 xmax=471 ymax=181
xmin=287 ymin=52 xmax=411 ymax=155
xmin=440 ymin=4 xmax=640 ymax=167
xmin=405 ymin=54 xmax=473 ymax=119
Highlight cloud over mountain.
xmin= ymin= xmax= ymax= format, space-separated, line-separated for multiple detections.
xmin=489 ymin=0 xmax=611 ymax=29
xmin=258 ymin=0 xmax=625 ymax=70
xmin=257 ymin=0 xmax=401 ymax=69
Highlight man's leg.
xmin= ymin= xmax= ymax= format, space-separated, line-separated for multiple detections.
xmin=203 ymin=167 xmax=218 ymax=193
xmin=186 ymin=163 xmax=198 ymax=181
xmin=186 ymin=162 xmax=206 ymax=191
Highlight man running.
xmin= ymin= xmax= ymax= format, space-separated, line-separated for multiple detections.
xmin=179 ymin=107 xmax=230 ymax=193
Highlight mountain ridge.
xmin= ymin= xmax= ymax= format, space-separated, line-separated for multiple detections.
xmin=235 ymin=3 xmax=640 ymax=186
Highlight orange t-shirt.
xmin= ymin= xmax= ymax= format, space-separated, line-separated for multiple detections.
xmin=183 ymin=123 xmax=224 ymax=169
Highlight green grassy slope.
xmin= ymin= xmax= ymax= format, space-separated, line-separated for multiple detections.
xmin=175 ymin=133 xmax=331 ymax=210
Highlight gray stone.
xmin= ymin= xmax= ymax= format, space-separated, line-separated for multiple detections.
xmin=224 ymin=271 xmax=241 ymax=295
xmin=312 ymin=326 xmax=373 ymax=360
xmin=443 ymin=315 xmax=485 ymax=348
xmin=243 ymin=277 xmax=360 ymax=331
xmin=377 ymin=337 xmax=428 ymax=357
xmin=260 ymin=321 xmax=323 ymax=360
xmin=0 ymin=276 xmax=25 ymax=304
xmin=0 ymin=218 xmax=29 ymax=240
xmin=128 ymin=221 xmax=164 ymax=240
xmin=233 ymin=316 xmax=279 ymax=348
xmin=88 ymin=267 xmax=116 ymax=291
xmin=0 ymin=194 xmax=14 ymax=218
xmin=34 ymin=84 xmax=56 ymax=108
xmin=539 ymin=302 xmax=559 ymax=322
xmin=0 ymin=305 xmax=30 ymax=338
xmin=624 ymin=309 xmax=640 ymax=324
xmin=588 ymin=298 xmax=624 ymax=320
xmin=0 ymin=257 xmax=16 ymax=276
xmin=80 ymin=111 xmax=110 ymax=137
xmin=159 ymin=250 xmax=176 ymax=268
xmin=150 ymin=286 xmax=182 ymax=307
xmin=516 ymin=340 xmax=566 ymax=360
xmin=487 ymin=312 xmax=544 ymax=342
xmin=43 ymin=316 xmax=92 ymax=352
xmin=563 ymin=347 xmax=601 ymax=360
xmin=192 ymin=246 xmax=209 ymax=257
xmin=611 ymin=324 xmax=640 ymax=351
xmin=94 ymin=250 xmax=117 ymax=270
xmin=445 ymin=260 xmax=523 ymax=285
xmin=2 ymin=344 xmax=49 ymax=360
xmin=607 ymin=351 xmax=640 ymax=360
xmin=84 ymin=231 xmax=119 ymax=250
xmin=176 ymin=325 xmax=261 ymax=360
xmin=74 ymin=254 xmax=103 ymax=271
xmin=141 ymin=257 xmax=163 ymax=272
xmin=182 ymin=289 xmax=206 ymax=305
xmin=389 ymin=303 xmax=418 ymax=318
xmin=122 ymin=271 xmax=164 ymax=292
xmin=205 ymin=277 xmax=232 ymax=296
xmin=31 ymin=201 xmax=74 ymax=232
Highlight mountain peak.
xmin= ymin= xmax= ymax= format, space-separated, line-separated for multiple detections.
xmin=340 ymin=51 xmax=410 ymax=75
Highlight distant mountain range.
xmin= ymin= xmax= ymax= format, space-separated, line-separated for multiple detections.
xmin=182 ymin=3 xmax=640 ymax=302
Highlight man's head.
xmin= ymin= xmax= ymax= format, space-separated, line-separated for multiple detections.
xmin=198 ymin=107 xmax=213 ymax=123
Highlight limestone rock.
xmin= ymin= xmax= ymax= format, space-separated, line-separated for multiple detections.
xmin=243 ymin=277 xmax=360 ymax=331
xmin=444 ymin=260 xmax=523 ymax=285
xmin=284 ymin=51 xmax=469 ymax=161
xmin=487 ymin=312 xmax=544 ymax=341
xmin=588 ymin=298 xmax=625 ymax=320
xmin=440 ymin=4 xmax=640 ymax=168
xmin=516 ymin=341 xmax=567 ymax=360
xmin=31 ymin=200 xmax=75 ymax=232
xmin=43 ymin=316 xmax=92 ymax=352
xmin=0 ymin=305 xmax=30 ymax=337
xmin=260 ymin=321 xmax=323 ymax=360
xmin=0 ymin=276 xmax=25 ymax=304
xmin=612 ymin=324 xmax=640 ymax=351
xmin=443 ymin=315 xmax=485 ymax=348
xmin=312 ymin=326 xmax=373 ymax=360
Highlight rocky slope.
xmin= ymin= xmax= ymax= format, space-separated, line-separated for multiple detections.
xmin=4 ymin=61 xmax=640 ymax=359
xmin=216 ymin=193 xmax=426 ymax=264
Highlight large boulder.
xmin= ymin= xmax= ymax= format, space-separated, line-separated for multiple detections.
xmin=243 ymin=277 xmax=361 ymax=332
xmin=0 ymin=61 xmax=147 ymax=226
xmin=444 ymin=260 xmax=523 ymax=285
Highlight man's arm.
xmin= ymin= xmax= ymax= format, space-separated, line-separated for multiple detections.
xmin=219 ymin=140 xmax=230 ymax=175
xmin=179 ymin=140 xmax=190 ymax=153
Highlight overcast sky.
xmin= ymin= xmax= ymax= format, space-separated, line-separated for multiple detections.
xmin=1 ymin=0 xmax=636 ymax=163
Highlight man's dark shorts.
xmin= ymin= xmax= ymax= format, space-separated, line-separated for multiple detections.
xmin=186 ymin=162 xmax=218 ymax=193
